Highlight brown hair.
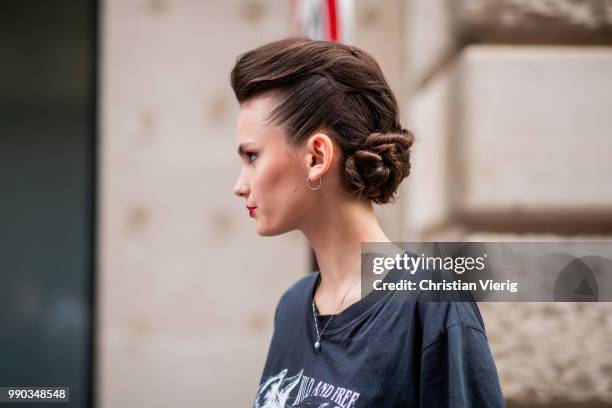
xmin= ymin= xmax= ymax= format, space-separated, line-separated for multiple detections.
xmin=230 ymin=37 xmax=415 ymax=205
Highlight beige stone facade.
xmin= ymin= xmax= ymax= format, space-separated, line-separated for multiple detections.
xmin=404 ymin=1 xmax=612 ymax=406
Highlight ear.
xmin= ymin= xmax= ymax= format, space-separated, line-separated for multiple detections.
xmin=306 ymin=132 xmax=334 ymax=183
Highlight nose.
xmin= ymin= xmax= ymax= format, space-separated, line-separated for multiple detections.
xmin=233 ymin=173 xmax=249 ymax=198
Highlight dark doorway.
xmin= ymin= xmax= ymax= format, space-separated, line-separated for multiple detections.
xmin=0 ymin=1 xmax=97 ymax=407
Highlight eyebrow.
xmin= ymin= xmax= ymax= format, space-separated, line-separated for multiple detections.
xmin=237 ymin=142 xmax=255 ymax=156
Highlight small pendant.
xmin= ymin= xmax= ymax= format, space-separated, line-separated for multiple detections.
xmin=314 ymin=341 xmax=321 ymax=351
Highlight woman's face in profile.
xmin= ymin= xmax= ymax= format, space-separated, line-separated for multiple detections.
xmin=233 ymin=96 xmax=313 ymax=236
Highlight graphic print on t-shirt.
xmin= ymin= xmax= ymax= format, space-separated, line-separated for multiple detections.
xmin=254 ymin=368 xmax=360 ymax=408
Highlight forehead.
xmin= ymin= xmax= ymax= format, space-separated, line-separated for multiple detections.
xmin=236 ymin=96 xmax=278 ymax=142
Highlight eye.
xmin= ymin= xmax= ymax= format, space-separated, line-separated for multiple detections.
xmin=246 ymin=152 xmax=258 ymax=163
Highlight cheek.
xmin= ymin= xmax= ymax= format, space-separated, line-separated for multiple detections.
xmin=254 ymin=163 xmax=282 ymax=192
xmin=253 ymin=157 xmax=303 ymax=204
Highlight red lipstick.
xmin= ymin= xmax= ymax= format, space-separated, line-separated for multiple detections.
xmin=246 ymin=205 xmax=257 ymax=217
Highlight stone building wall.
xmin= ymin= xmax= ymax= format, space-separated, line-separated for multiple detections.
xmin=98 ymin=1 xmax=308 ymax=407
xmin=403 ymin=0 xmax=612 ymax=405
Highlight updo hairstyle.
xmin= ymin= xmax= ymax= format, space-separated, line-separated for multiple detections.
xmin=230 ymin=37 xmax=415 ymax=204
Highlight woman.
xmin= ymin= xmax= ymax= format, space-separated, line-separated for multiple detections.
xmin=231 ymin=37 xmax=504 ymax=407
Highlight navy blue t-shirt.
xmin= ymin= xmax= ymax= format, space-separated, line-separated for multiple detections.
xmin=253 ymin=256 xmax=505 ymax=407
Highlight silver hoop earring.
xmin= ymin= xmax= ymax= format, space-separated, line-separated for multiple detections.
xmin=307 ymin=175 xmax=322 ymax=191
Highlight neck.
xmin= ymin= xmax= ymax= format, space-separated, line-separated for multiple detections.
xmin=298 ymin=197 xmax=391 ymax=301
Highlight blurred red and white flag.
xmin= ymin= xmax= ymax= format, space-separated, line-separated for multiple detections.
xmin=290 ymin=0 xmax=354 ymax=43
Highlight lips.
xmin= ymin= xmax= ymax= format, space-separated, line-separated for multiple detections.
xmin=246 ymin=205 xmax=257 ymax=217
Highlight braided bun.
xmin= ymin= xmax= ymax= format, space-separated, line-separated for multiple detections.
xmin=344 ymin=129 xmax=415 ymax=204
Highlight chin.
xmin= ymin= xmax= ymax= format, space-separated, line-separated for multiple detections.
xmin=256 ymin=220 xmax=292 ymax=237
